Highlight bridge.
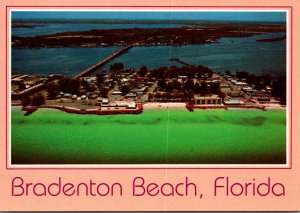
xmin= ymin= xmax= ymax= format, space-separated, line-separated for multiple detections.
xmin=74 ymin=44 xmax=135 ymax=79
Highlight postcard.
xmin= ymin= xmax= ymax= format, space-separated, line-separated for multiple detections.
xmin=0 ymin=0 xmax=299 ymax=211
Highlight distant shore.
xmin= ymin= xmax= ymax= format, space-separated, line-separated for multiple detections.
xmin=12 ymin=22 xmax=286 ymax=48
xmin=256 ymin=36 xmax=286 ymax=42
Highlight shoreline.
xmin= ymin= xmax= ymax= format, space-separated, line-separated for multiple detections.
xmin=12 ymin=23 xmax=286 ymax=48
xmin=12 ymin=103 xmax=286 ymax=116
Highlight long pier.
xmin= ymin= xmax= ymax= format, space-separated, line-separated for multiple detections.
xmin=170 ymin=58 xmax=192 ymax=66
xmin=74 ymin=44 xmax=135 ymax=79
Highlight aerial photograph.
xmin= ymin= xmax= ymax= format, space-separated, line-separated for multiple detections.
xmin=10 ymin=11 xmax=287 ymax=165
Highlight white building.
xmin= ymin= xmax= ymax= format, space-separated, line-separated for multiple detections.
xmin=194 ymin=94 xmax=222 ymax=105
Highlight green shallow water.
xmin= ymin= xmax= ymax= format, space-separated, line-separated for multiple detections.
xmin=11 ymin=107 xmax=286 ymax=164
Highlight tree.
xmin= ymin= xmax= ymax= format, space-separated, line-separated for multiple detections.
xmin=110 ymin=74 xmax=117 ymax=81
xmin=166 ymin=81 xmax=182 ymax=92
xmin=236 ymin=71 xmax=249 ymax=80
xmin=18 ymin=83 xmax=26 ymax=91
xmin=46 ymin=82 xmax=60 ymax=98
xmin=96 ymin=73 xmax=104 ymax=86
xmin=149 ymin=67 xmax=167 ymax=78
xmin=199 ymin=82 xmax=208 ymax=95
xmin=80 ymin=79 xmax=93 ymax=92
xmin=157 ymin=79 xmax=167 ymax=89
xmin=110 ymin=81 xmax=116 ymax=89
xmin=139 ymin=65 xmax=148 ymax=77
xmin=31 ymin=93 xmax=45 ymax=106
xmin=184 ymin=79 xmax=194 ymax=91
xmin=58 ymin=77 xmax=80 ymax=95
xmin=100 ymin=87 xmax=109 ymax=98
xmin=194 ymin=82 xmax=201 ymax=94
xmin=246 ymin=74 xmax=258 ymax=85
xmin=210 ymin=82 xmax=220 ymax=94
xmin=120 ymin=85 xmax=130 ymax=96
xmin=218 ymin=92 xmax=226 ymax=100
xmin=225 ymin=70 xmax=231 ymax=76
xmin=21 ymin=96 xmax=31 ymax=106
xmin=110 ymin=62 xmax=124 ymax=71
xmin=272 ymin=76 xmax=286 ymax=105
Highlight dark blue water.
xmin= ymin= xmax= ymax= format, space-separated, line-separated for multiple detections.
xmin=105 ymin=33 xmax=286 ymax=75
xmin=12 ymin=33 xmax=286 ymax=77
xmin=12 ymin=23 xmax=189 ymax=37
xmin=12 ymin=47 xmax=119 ymax=76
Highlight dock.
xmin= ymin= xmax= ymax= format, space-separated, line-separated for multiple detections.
xmin=74 ymin=44 xmax=135 ymax=79
xmin=170 ymin=58 xmax=192 ymax=66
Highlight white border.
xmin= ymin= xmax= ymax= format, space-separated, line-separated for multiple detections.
xmin=8 ymin=8 xmax=291 ymax=169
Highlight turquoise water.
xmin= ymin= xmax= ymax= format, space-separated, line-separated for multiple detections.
xmin=12 ymin=33 xmax=286 ymax=76
xmin=11 ymin=108 xmax=286 ymax=164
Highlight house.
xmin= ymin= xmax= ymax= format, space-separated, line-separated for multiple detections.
xmin=64 ymin=93 xmax=72 ymax=98
xmin=12 ymin=78 xmax=24 ymax=85
xmin=126 ymin=93 xmax=137 ymax=98
xmin=242 ymin=86 xmax=257 ymax=94
xmin=101 ymin=99 xmax=109 ymax=105
xmin=231 ymin=80 xmax=248 ymax=86
xmin=80 ymin=95 xmax=87 ymax=100
xmin=112 ymin=91 xmax=122 ymax=95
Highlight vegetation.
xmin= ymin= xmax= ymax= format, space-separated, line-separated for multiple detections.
xmin=235 ymin=71 xmax=286 ymax=103
xmin=110 ymin=62 xmax=124 ymax=71
xmin=80 ymin=79 xmax=94 ymax=92
xmin=12 ymin=23 xmax=286 ymax=48
xmin=148 ymin=65 xmax=223 ymax=102
xmin=46 ymin=82 xmax=60 ymax=98
xmin=272 ymin=76 xmax=286 ymax=105
xmin=149 ymin=65 xmax=213 ymax=79
xmin=96 ymin=73 xmax=104 ymax=85
xmin=58 ymin=77 xmax=80 ymax=95
xmin=21 ymin=96 xmax=31 ymax=106
xmin=31 ymin=93 xmax=45 ymax=106
xmin=21 ymin=93 xmax=45 ymax=107
xmin=120 ymin=85 xmax=130 ymax=95
xmin=139 ymin=65 xmax=148 ymax=77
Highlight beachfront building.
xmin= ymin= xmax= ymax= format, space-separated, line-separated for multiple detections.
xmin=101 ymin=99 xmax=109 ymax=106
xmin=193 ymin=94 xmax=222 ymax=105
xmin=224 ymin=99 xmax=245 ymax=105
xmin=127 ymin=102 xmax=137 ymax=109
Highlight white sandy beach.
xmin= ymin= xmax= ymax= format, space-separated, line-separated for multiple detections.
xmin=143 ymin=102 xmax=186 ymax=110
xmin=142 ymin=102 xmax=286 ymax=111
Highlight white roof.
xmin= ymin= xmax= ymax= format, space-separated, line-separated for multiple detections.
xmin=224 ymin=99 xmax=245 ymax=104
xmin=112 ymin=91 xmax=122 ymax=95
xmin=127 ymin=102 xmax=136 ymax=108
